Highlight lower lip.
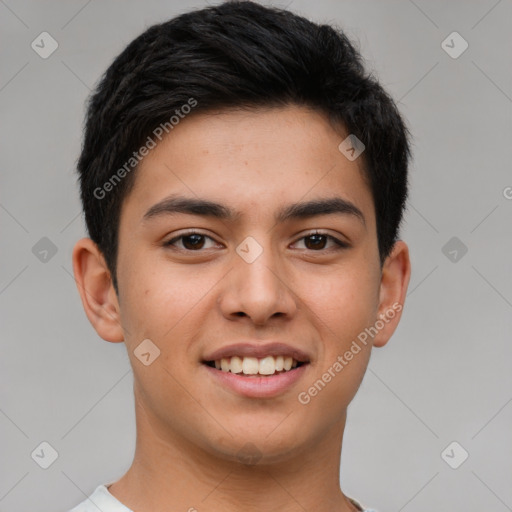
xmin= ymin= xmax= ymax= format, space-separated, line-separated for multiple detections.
xmin=203 ymin=363 xmax=309 ymax=398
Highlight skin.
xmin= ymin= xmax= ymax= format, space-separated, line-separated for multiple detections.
xmin=72 ymin=105 xmax=411 ymax=512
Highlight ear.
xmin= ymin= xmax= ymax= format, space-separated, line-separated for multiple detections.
xmin=372 ymin=240 xmax=411 ymax=348
xmin=72 ymin=237 xmax=124 ymax=343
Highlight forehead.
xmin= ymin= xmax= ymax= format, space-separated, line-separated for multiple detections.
xmin=120 ymin=105 xmax=375 ymax=229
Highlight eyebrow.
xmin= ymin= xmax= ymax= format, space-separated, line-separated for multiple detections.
xmin=142 ymin=194 xmax=366 ymax=227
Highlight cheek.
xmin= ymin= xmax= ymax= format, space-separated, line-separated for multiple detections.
xmin=118 ymin=254 xmax=219 ymax=349
xmin=296 ymin=273 xmax=376 ymax=421
xmin=303 ymin=266 xmax=379 ymax=341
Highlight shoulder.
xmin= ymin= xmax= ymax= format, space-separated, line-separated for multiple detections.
xmin=66 ymin=483 xmax=133 ymax=512
xmin=347 ymin=495 xmax=380 ymax=512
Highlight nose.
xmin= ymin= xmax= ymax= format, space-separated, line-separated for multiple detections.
xmin=218 ymin=240 xmax=298 ymax=326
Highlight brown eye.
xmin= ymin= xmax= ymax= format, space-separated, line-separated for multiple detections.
xmin=303 ymin=234 xmax=328 ymax=250
xmin=181 ymin=234 xmax=206 ymax=250
xmin=164 ymin=232 xmax=218 ymax=251
xmin=293 ymin=232 xmax=348 ymax=251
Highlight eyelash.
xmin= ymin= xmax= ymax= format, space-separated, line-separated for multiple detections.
xmin=163 ymin=230 xmax=349 ymax=252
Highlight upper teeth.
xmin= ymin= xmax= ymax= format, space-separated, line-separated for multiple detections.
xmin=213 ymin=356 xmax=299 ymax=375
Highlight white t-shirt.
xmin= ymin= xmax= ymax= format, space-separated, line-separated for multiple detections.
xmin=67 ymin=483 xmax=378 ymax=512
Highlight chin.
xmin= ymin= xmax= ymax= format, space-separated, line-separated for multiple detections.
xmin=202 ymin=423 xmax=309 ymax=466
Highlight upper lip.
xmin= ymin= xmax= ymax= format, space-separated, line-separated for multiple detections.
xmin=203 ymin=342 xmax=311 ymax=363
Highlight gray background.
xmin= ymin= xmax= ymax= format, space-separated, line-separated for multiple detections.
xmin=1 ymin=1 xmax=511 ymax=511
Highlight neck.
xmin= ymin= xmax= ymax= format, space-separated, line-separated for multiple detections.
xmin=108 ymin=390 xmax=360 ymax=512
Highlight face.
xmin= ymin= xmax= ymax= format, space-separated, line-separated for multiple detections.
xmin=78 ymin=105 xmax=409 ymax=464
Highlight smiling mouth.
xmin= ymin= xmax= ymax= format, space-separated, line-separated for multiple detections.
xmin=203 ymin=355 xmax=308 ymax=377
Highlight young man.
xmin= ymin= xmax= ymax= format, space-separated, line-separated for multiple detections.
xmin=69 ymin=1 xmax=411 ymax=511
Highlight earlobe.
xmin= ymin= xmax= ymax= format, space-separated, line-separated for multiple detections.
xmin=72 ymin=237 xmax=124 ymax=343
xmin=372 ymin=240 xmax=411 ymax=348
